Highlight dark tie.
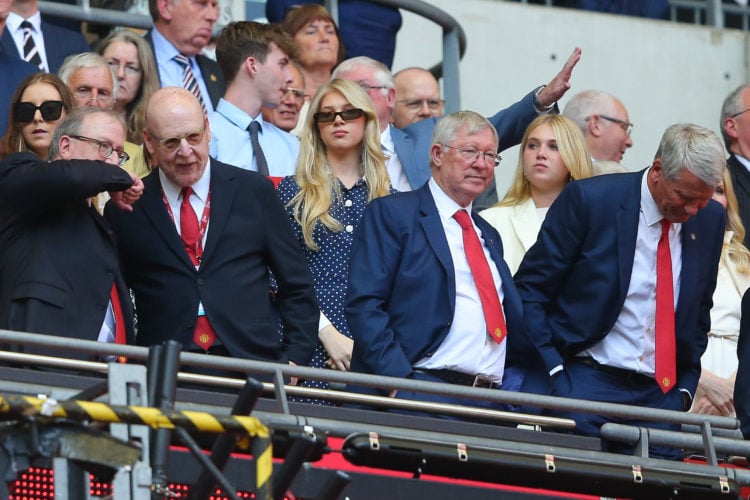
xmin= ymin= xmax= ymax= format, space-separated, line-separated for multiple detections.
xmin=247 ymin=121 xmax=270 ymax=176
xmin=453 ymin=210 xmax=507 ymax=343
xmin=174 ymin=54 xmax=207 ymax=114
xmin=655 ymin=219 xmax=676 ymax=393
xmin=179 ymin=187 xmax=216 ymax=350
xmin=20 ymin=20 xmax=43 ymax=70
xmin=109 ymin=285 xmax=128 ymax=363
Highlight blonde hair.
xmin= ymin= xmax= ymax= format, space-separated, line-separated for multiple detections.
xmin=499 ymin=114 xmax=593 ymax=206
xmin=722 ymin=168 xmax=750 ymax=273
xmin=290 ymin=78 xmax=389 ymax=250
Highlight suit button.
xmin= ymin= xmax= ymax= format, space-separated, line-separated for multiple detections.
xmin=344 ymin=199 xmax=353 ymax=207
xmin=197 ymin=278 xmax=205 ymax=286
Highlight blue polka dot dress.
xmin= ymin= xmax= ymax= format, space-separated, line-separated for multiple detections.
xmin=277 ymin=175 xmax=371 ymax=404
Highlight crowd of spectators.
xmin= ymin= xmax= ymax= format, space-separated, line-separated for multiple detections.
xmin=0 ymin=0 xmax=749 ymax=462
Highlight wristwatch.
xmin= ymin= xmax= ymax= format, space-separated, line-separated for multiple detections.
xmin=533 ymin=85 xmax=555 ymax=112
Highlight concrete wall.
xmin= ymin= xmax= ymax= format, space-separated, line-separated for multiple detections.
xmin=392 ymin=0 xmax=750 ymax=198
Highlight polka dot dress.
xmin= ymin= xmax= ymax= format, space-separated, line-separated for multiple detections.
xmin=277 ymin=175 xmax=371 ymax=404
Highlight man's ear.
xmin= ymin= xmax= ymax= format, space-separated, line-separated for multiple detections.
xmin=157 ymin=0 xmax=173 ymax=22
xmin=587 ymin=114 xmax=602 ymax=138
xmin=57 ymin=136 xmax=72 ymax=160
xmin=429 ymin=143 xmax=443 ymax=168
xmin=724 ymin=117 xmax=740 ymax=143
xmin=244 ymin=56 xmax=257 ymax=78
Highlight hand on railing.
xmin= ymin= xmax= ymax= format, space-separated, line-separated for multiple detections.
xmin=536 ymin=47 xmax=582 ymax=109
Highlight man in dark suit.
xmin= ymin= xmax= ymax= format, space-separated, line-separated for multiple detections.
xmin=514 ymin=123 xmax=726 ymax=458
xmin=0 ymin=0 xmax=36 ymax=137
xmin=331 ymin=49 xmax=580 ymax=210
xmin=143 ymin=0 xmax=225 ymax=111
xmin=0 ymin=0 xmax=88 ymax=73
xmin=0 ymin=107 xmax=143 ymax=358
xmin=345 ymin=111 xmax=531 ymax=415
xmin=721 ymin=84 xmax=750 ymax=247
xmin=105 ymin=87 xmax=318 ymax=367
xmin=736 ymin=289 xmax=750 ymax=439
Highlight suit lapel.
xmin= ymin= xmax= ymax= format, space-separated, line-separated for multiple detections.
xmin=417 ymin=186 xmax=454 ymax=287
xmin=141 ymin=171 xmax=195 ymax=268
xmin=391 ymin=126 xmax=423 ymax=189
xmin=675 ymin=218 xmax=701 ymax=332
xmin=509 ymin=198 xmax=541 ymax=252
xmin=200 ymin=160 xmax=235 ymax=264
xmin=196 ymin=55 xmax=223 ymax=107
xmin=616 ymin=172 xmax=643 ymax=299
xmin=1 ymin=27 xmax=18 ymax=58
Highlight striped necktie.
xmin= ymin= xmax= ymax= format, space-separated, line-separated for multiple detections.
xmin=174 ymin=53 xmax=207 ymax=114
xmin=20 ymin=20 xmax=43 ymax=70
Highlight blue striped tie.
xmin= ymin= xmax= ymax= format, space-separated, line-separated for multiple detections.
xmin=174 ymin=54 xmax=207 ymax=114
xmin=20 ymin=21 xmax=43 ymax=70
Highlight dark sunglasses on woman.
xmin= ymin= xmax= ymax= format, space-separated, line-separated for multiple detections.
xmin=13 ymin=100 xmax=65 ymax=123
xmin=314 ymin=108 xmax=365 ymax=123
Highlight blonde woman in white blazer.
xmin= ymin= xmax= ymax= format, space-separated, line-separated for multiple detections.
xmin=691 ymin=169 xmax=750 ymax=416
xmin=481 ymin=114 xmax=593 ymax=275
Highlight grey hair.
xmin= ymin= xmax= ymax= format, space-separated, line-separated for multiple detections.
xmin=430 ymin=110 xmax=498 ymax=161
xmin=720 ymin=84 xmax=750 ymax=149
xmin=332 ymin=56 xmax=394 ymax=97
xmin=58 ymin=52 xmax=118 ymax=100
xmin=654 ymin=123 xmax=725 ymax=187
xmin=563 ymin=89 xmax=618 ymax=131
xmin=49 ymin=108 xmax=125 ymax=159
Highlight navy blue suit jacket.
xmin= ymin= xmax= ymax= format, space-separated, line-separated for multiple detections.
xmin=345 ymin=183 xmax=528 ymax=385
xmin=736 ymin=288 xmax=750 ymax=439
xmin=1 ymin=20 xmax=89 ymax=74
xmin=0 ymin=52 xmax=36 ymax=137
xmin=392 ymin=90 xmax=539 ymax=210
xmin=104 ymin=159 xmax=319 ymax=365
xmin=515 ymin=170 xmax=725 ymax=395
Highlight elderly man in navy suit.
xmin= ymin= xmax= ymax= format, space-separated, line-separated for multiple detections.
xmin=345 ymin=111 xmax=532 ymax=416
xmin=515 ymin=123 xmax=726 ymax=458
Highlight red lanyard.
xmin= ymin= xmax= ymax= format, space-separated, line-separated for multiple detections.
xmin=161 ymin=187 xmax=211 ymax=264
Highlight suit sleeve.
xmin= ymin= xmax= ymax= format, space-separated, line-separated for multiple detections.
xmin=514 ymin=181 xmax=589 ymax=372
xmin=0 ymin=152 xmax=133 ymax=211
xmin=345 ymin=199 xmax=413 ymax=379
xmin=488 ymin=90 xmax=541 ymax=152
xmin=736 ymin=288 xmax=750 ymax=439
xmin=260 ymin=179 xmax=319 ymax=365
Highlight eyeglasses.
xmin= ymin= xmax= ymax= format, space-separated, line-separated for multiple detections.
xmin=13 ymin=100 xmax=65 ymax=122
xmin=150 ymin=128 xmax=206 ymax=150
xmin=283 ymin=87 xmax=308 ymax=103
xmin=357 ymin=83 xmax=388 ymax=93
xmin=73 ymin=89 xmax=116 ymax=107
xmin=598 ymin=114 xmax=633 ymax=136
xmin=443 ymin=145 xmax=501 ymax=166
xmin=314 ymin=108 xmax=365 ymax=123
xmin=107 ymin=60 xmax=142 ymax=76
xmin=69 ymin=135 xmax=130 ymax=166
xmin=731 ymin=108 xmax=750 ymax=119
xmin=398 ymin=98 xmax=444 ymax=111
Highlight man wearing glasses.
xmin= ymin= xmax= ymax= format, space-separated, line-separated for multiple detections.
xmin=261 ymin=61 xmax=306 ymax=133
xmin=0 ymin=107 xmax=143 ymax=358
xmin=345 ymin=111 xmax=529 ymax=415
xmin=105 ymin=87 xmax=318 ymax=374
xmin=720 ymin=84 xmax=750 ymax=246
xmin=563 ymin=89 xmax=634 ymax=164
xmin=209 ymin=21 xmax=300 ymax=184
xmin=391 ymin=67 xmax=444 ymax=129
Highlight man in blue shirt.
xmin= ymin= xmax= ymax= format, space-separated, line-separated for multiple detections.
xmin=209 ymin=21 xmax=300 ymax=183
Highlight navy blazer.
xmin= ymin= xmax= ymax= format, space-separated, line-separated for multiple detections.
xmin=515 ymin=170 xmax=725 ymax=394
xmin=727 ymin=154 xmax=750 ymax=247
xmin=0 ymin=53 xmax=36 ymax=137
xmin=142 ymin=29 xmax=226 ymax=109
xmin=1 ymin=20 xmax=89 ymax=74
xmin=345 ymin=183 xmax=528 ymax=383
xmin=104 ymin=159 xmax=319 ymax=365
xmin=736 ymin=289 xmax=750 ymax=439
xmin=0 ymin=153 xmax=136 ymax=355
xmin=392 ymin=90 xmax=540 ymax=210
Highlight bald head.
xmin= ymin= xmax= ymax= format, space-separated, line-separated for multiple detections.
xmin=392 ymin=67 xmax=443 ymax=129
xmin=144 ymin=87 xmax=210 ymax=187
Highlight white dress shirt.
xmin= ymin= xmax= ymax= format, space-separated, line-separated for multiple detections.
xmin=581 ymin=169 xmax=681 ymax=375
xmin=6 ymin=12 xmax=48 ymax=72
xmin=413 ymin=178 xmax=507 ymax=382
xmin=381 ymin=125 xmax=412 ymax=192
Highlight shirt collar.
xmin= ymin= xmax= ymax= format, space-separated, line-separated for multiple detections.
xmin=151 ymin=27 xmax=182 ymax=64
xmin=8 ymin=11 xmax=41 ymax=32
xmin=429 ymin=177 xmax=471 ymax=219
xmin=158 ymin=159 xmax=212 ymax=204
xmin=381 ymin=124 xmax=395 ymax=153
xmin=641 ymin=166 xmax=676 ymax=229
xmin=216 ymin=98 xmax=264 ymax=132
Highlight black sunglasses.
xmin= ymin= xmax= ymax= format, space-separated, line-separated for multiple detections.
xmin=314 ymin=108 xmax=365 ymax=123
xmin=13 ymin=100 xmax=65 ymax=123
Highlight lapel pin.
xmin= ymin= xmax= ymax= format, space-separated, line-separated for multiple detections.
xmin=210 ymin=74 xmax=217 ymax=82
xmin=690 ymin=233 xmax=696 ymax=240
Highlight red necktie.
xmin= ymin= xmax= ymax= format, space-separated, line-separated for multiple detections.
xmin=109 ymin=285 xmax=128 ymax=363
xmin=655 ymin=219 xmax=676 ymax=393
xmin=180 ymin=187 xmax=216 ymax=350
xmin=454 ymin=210 xmax=507 ymax=343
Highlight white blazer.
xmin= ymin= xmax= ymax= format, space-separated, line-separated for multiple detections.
xmin=480 ymin=198 xmax=542 ymax=276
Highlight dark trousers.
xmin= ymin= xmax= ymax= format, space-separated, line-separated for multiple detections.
xmin=549 ymin=358 xmax=685 ymax=460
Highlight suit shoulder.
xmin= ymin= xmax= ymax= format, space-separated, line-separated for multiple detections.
xmin=212 ymin=159 xmax=275 ymax=190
